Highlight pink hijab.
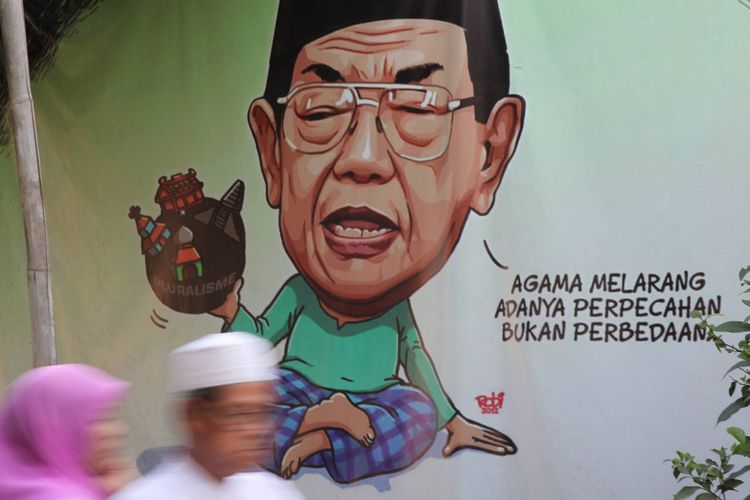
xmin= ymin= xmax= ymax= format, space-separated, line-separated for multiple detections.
xmin=0 ymin=364 xmax=129 ymax=500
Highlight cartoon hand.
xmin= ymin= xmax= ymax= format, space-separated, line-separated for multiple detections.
xmin=442 ymin=413 xmax=517 ymax=457
xmin=209 ymin=277 xmax=243 ymax=324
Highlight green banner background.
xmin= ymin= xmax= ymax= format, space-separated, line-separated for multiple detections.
xmin=2 ymin=1 xmax=749 ymax=498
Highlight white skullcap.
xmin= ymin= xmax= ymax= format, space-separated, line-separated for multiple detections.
xmin=168 ymin=332 xmax=277 ymax=394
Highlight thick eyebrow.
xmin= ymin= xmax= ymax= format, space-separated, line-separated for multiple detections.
xmin=394 ymin=63 xmax=444 ymax=84
xmin=301 ymin=63 xmax=345 ymax=82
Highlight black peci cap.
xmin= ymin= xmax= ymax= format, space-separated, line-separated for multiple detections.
xmin=264 ymin=0 xmax=510 ymax=123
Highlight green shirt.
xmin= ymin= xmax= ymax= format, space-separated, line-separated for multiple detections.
xmin=225 ymin=274 xmax=456 ymax=428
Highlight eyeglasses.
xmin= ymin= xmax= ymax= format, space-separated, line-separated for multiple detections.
xmin=202 ymin=406 xmax=279 ymax=432
xmin=277 ymin=83 xmax=477 ymax=162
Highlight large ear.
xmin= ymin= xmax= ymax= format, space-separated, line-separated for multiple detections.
xmin=248 ymin=98 xmax=282 ymax=208
xmin=470 ymin=95 xmax=525 ymax=215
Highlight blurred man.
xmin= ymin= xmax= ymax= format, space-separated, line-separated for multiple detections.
xmin=112 ymin=333 xmax=303 ymax=499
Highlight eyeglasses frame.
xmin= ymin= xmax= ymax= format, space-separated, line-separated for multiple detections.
xmin=276 ymin=82 xmax=477 ymax=162
xmin=201 ymin=404 xmax=280 ymax=432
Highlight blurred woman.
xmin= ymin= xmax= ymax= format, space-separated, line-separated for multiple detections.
xmin=0 ymin=364 xmax=134 ymax=499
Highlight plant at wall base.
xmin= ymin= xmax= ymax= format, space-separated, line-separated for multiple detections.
xmin=669 ymin=266 xmax=750 ymax=500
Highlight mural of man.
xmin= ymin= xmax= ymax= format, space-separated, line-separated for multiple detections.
xmin=211 ymin=0 xmax=525 ymax=483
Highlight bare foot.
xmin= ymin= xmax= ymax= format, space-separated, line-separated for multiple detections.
xmin=324 ymin=393 xmax=375 ymax=447
xmin=280 ymin=430 xmax=330 ymax=479
xmin=298 ymin=393 xmax=375 ymax=447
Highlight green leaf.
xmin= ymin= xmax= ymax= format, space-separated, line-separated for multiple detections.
xmin=696 ymin=494 xmax=715 ymax=500
xmin=674 ymin=486 xmax=701 ymax=500
xmin=725 ymin=361 xmax=750 ymax=378
xmin=743 ymin=299 xmax=750 ymax=308
xmin=728 ymin=426 xmax=746 ymax=443
xmin=718 ymin=399 xmax=748 ymax=424
xmin=691 ymin=309 xmax=703 ymax=319
xmin=720 ymin=478 xmax=743 ymax=492
xmin=716 ymin=321 xmax=750 ymax=333
xmin=730 ymin=381 xmax=738 ymax=397
xmin=729 ymin=464 xmax=750 ymax=479
xmin=741 ymin=266 xmax=750 ymax=282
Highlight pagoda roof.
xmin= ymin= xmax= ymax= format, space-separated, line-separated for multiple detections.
xmin=155 ymin=168 xmax=204 ymax=202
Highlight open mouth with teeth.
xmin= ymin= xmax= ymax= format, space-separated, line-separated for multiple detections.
xmin=321 ymin=206 xmax=400 ymax=258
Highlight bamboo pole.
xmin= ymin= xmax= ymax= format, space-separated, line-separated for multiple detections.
xmin=1 ymin=0 xmax=56 ymax=366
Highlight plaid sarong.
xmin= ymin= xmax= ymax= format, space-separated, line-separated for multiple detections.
xmin=270 ymin=368 xmax=437 ymax=483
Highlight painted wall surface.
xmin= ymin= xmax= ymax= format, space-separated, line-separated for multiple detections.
xmin=1 ymin=1 xmax=749 ymax=498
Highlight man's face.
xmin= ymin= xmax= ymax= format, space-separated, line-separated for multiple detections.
xmin=251 ymin=19 xmax=522 ymax=316
xmin=188 ymin=381 xmax=277 ymax=475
